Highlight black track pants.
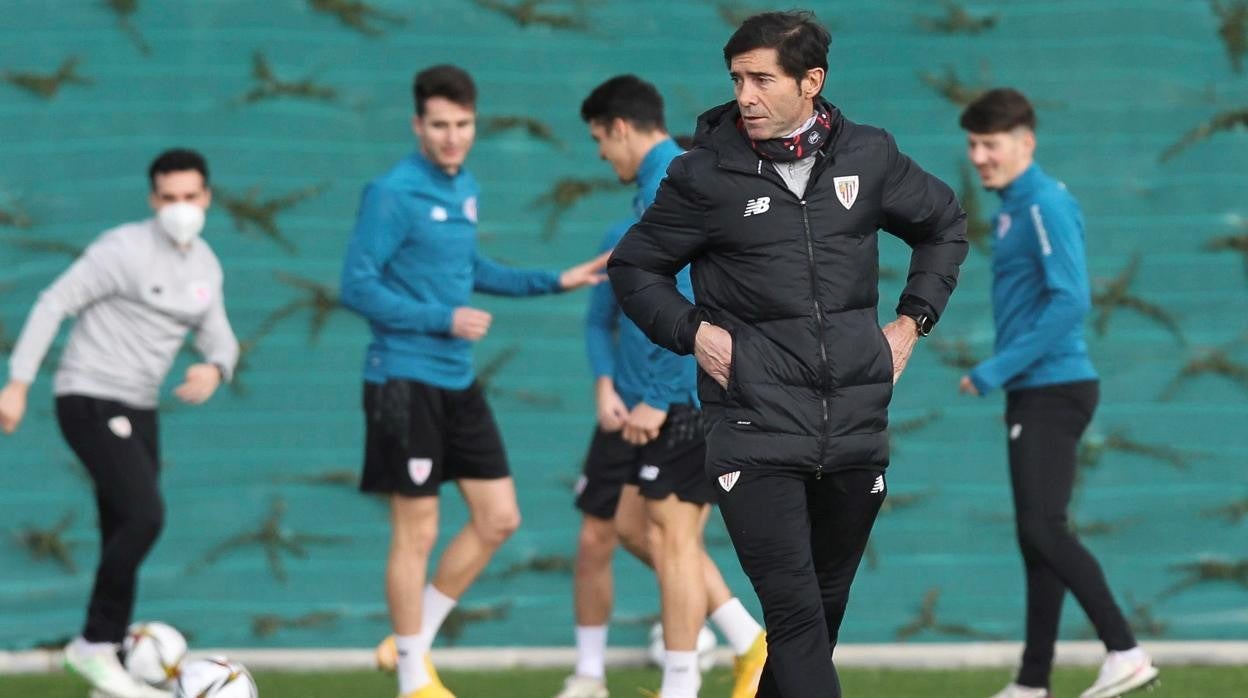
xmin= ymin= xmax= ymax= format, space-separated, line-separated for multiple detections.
xmin=56 ymin=395 xmax=164 ymax=644
xmin=1006 ymin=381 xmax=1136 ymax=688
xmin=718 ymin=468 xmax=885 ymax=698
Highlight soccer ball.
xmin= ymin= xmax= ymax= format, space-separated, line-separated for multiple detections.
xmin=174 ymin=657 xmax=258 ymax=698
xmin=121 ymin=621 xmax=188 ymax=689
xmin=647 ymin=622 xmax=718 ymax=672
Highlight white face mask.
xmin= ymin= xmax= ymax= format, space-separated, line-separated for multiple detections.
xmin=157 ymin=202 xmax=206 ymax=247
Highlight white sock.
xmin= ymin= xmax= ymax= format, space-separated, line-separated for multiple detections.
xmin=709 ymin=598 xmax=763 ymax=656
xmin=417 ymin=584 xmax=458 ymax=650
xmin=660 ymin=650 xmax=700 ymax=698
xmin=574 ymin=625 xmax=608 ymax=680
xmin=395 ymin=634 xmax=430 ymax=694
xmin=1110 ymin=646 xmax=1147 ymax=664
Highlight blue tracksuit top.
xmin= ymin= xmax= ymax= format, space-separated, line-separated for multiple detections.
xmin=341 ymin=151 xmax=562 ymax=388
xmin=969 ymin=163 xmax=1098 ymax=395
xmin=585 ymin=138 xmax=697 ymax=410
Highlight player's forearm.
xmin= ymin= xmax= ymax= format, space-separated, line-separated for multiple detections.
xmin=7 ymin=294 xmax=67 ymax=385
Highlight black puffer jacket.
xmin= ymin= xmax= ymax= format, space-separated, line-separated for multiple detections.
xmin=608 ymin=100 xmax=967 ymax=477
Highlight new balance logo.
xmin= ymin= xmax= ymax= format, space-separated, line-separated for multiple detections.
xmin=639 ymin=465 xmax=660 ymax=481
xmin=870 ymin=475 xmax=885 ymax=495
xmin=743 ymin=197 xmax=771 ymax=217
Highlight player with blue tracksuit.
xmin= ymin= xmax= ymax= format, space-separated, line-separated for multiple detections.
xmin=556 ymin=75 xmax=766 ymax=698
xmin=959 ymin=88 xmax=1158 ymax=698
xmin=340 ymin=65 xmax=607 ymax=698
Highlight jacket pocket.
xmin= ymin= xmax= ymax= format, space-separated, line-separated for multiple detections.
xmin=725 ymin=327 xmax=751 ymax=405
xmin=876 ymin=325 xmax=895 ymax=383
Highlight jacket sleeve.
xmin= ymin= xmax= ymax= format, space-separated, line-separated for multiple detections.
xmin=193 ymin=276 xmax=240 ymax=383
xmin=970 ymin=197 xmax=1091 ymax=394
xmin=7 ymin=234 xmax=127 ymax=384
xmin=879 ymin=132 xmax=969 ymax=323
xmin=585 ymin=280 xmax=618 ymax=379
xmin=638 ymin=266 xmax=697 ymax=410
xmin=585 ymin=227 xmax=625 ymax=380
xmin=339 ymin=183 xmax=454 ymax=334
xmin=608 ymin=156 xmax=710 ymax=356
xmin=472 ymin=253 xmax=562 ymax=296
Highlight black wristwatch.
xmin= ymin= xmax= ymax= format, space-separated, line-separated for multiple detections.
xmin=905 ymin=313 xmax=934 ymax=337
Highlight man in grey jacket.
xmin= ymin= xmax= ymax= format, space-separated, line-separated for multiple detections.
xmin=0 ymin=148 xmax=238 ymax=698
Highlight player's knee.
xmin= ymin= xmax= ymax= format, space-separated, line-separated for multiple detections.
xmin=475 ymin=508 xmax=520 ymax=547
xmin=393 ymin=519 xmax=439 ymax=557
xmin=759 ymin=590 xmax=824 ymax=639
xmin=1016 ymin=514 xmax=1066 ymax=556
xmin=648 ymin=525 xmax=695 ymax=565
xmin=124 ymin=499 xmax=165 ymax=547
xmin=578 ymin=519 xmax=617 ymax=559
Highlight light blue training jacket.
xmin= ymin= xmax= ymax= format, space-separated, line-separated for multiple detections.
xmin=969 ymin=163 xmax=1098 ymax=395
xmin=584 ymin=138 xmax=697 ymax=410
xmin=341 ymin=152 xmax=562 ymax=389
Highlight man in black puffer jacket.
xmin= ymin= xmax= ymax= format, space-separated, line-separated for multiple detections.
xmin=608 ymin=11 xmax=967 ymax=698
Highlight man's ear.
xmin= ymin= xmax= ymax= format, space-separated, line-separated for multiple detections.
xmin=802 ymin=68 xmax=826 ymax=99
xmin=610 ymin=117 xmax=631 ymax=140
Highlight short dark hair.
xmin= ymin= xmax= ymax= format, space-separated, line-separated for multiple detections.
xmin=722 ymin=11 xmax=831 ymax=89
xmin=148 ymin=148 xmax=209 ymax=191
xmin=580 ymin=75 xmax=666 ymax=133
xmin=960 ymin=88 xmax=1037 ymax=133
xmin=413 ymin=64 xmax=477 ymax=116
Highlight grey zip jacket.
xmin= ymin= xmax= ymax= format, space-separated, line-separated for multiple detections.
xmin=7 ymin=218 xmax=239 ymax=409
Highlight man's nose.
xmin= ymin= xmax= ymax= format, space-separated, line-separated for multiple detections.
xmin=737 ymin=85 xmax=757 ymax=107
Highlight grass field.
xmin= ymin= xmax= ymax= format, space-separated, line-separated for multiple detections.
xmin=1 ymin=665 xmax=1244 ymax=697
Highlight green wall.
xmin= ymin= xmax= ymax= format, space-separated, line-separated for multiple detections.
xmin=1 ymin=0 xmax=1244 ymax=650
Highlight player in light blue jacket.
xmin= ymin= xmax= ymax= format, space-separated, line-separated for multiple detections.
xmin=556 ymin=76 xmax=766 ymax=698
xmin=343 ymin=65 xmax=606 ymax=698
xmin=959 ymin=88 xmax=1158 ymax=698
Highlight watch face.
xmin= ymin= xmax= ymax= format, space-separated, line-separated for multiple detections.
xmin=914 ymin=314 xmax=933 ymax=336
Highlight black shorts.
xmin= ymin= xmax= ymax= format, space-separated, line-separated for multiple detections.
xmin=360 ymin=379 xmax=509 ymax=497
xmin=574 ymin=405 xmax=714 ymax=519
xmin=574 ymin=428 xmax=641 ymax=520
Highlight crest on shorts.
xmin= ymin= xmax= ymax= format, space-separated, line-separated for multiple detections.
xmin=108 ymin=416 xmax=132 ymax=439
xmin=833 ymin=175 xmax=859 ymax=210
xmin=717 ymin=471 xmax=741 ymax=492
xmin=573 ymin=475 xmax=588 ymax=496
xmin=408 ymin=457 xmax=433 ymax=485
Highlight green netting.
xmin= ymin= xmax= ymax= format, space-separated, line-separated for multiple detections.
xmin=1 ymin=1 xmax=1244 ymax=649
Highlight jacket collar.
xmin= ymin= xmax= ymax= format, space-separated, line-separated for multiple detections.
xmin=693 ymin=98 xmax=845 ymax=174
xmin=997 ymin=163 xmax=1045 ymax=207
xmin=408 ymin=150 xmax=465 ymax=183
xmin=637 ymin=138 xmax=682 ymax=191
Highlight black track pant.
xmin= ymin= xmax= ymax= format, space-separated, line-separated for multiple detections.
xmin=1006 ymin=381 xmax=1136 ymax=688
xmin=718 ymin=468 xmax=885 ymax=698
xmin=56 ymin=395 xmax=164 ymax=644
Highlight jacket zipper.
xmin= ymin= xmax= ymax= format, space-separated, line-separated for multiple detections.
xmin=719 ymin=155 xmax=837 ymax=478
xmin=799 ymin=199 xmax=831 ymax=480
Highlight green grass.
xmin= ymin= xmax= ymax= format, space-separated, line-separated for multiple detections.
xmin=1 ymin=665 xmax=1243 ymax=697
